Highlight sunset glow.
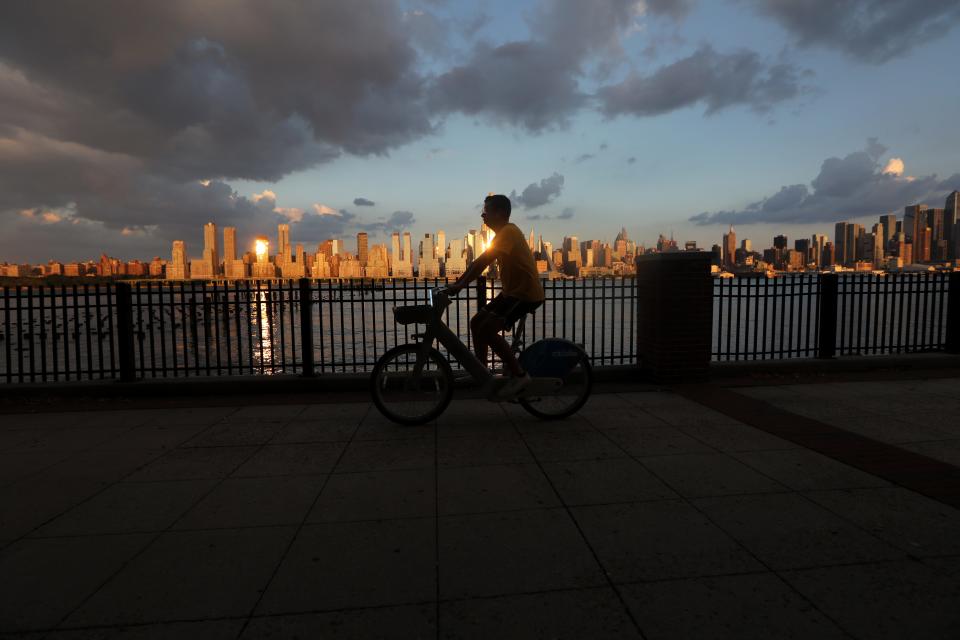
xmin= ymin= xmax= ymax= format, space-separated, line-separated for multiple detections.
xmin=255 ymin=238 xmax=268 ymax=258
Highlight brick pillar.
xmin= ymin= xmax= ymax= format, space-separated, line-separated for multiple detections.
xmin=635 ymin=253 xmax=713 ymax=383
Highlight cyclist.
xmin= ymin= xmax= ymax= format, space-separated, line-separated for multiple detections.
xmin=445 ymin=194 xmax=545 ymax=398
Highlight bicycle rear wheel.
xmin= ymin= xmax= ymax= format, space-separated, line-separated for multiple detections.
xmin=518 ymin=340 xmax=593 ymax=420
xmin=371 ymin=344 xmax=454 ymax=425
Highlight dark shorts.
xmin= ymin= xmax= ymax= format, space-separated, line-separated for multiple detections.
xmin=481 ymin=294 xmax=543 ymax=330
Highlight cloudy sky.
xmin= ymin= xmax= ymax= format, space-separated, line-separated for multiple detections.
xmin=1 ymin=0 xmax=959 ymax=262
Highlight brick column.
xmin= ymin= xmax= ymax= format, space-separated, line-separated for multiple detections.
xmin=635 ymin=252 xmax=713 ymax=383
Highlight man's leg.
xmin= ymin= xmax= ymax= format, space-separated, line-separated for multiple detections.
xmin=474 ymin=312 xmax=524 ymax=377
xmin=470 ymin=312 xmax=490 ymax=368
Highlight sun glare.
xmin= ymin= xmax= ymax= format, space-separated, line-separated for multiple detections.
xmin=255 ymin=238 xmax=268 ymax=258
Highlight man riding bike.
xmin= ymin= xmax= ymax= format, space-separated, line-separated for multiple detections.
xmin=445 ymin=194 xmax=545 ymax=398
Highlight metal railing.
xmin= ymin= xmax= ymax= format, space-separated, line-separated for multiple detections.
xmin=713 ymin=272 xmax=957 ymax=361
xmin=0 ymin=276 xmax=638 ymax=383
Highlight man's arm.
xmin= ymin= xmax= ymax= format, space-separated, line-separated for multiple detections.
xmin=447 ymin=250 xmax=496 ymax=295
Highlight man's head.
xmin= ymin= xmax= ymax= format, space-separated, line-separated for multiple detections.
xmin=482 ymin=194 xmax=511 ymax=230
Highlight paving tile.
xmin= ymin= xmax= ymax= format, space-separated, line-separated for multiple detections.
xmin=139 ymin=406 xmax=239 ymax=426
xmin=571 ymin=500 xmax=763 ymax=582
xmin=815 ymin=414 xmax=948 ymax=444
xmin=0 ymin=478 xmax=108 ymax=547
xmin=231 ymin=442 xmax=345 ymax=477
xmin=438 ymin=463 xmax=558 ymax=515
xmin=257 ymin=519 xmax=435 ymax=613
xmin=438 ymin=508 xmax=606 ymax=599
xmin=679 ymin=422 xmax=800 ymax=452
xmin=805 ymin=487 xmax=960 ymax=557
xmin=175 ymin=475 xmax=327 ymax=529
xmin=39 ymin=449 xmax=167 ymax=486
xmin=693 ymin=493 xmax=905 ymax=570
xmin=242 ymin=604 xmax=435 ymax=639
xmin=298 ymin=403 xmax=371 ymax=421
xmin=522 ymin=427 xmax=627 ymax=462
xmin=640 ymin=453 xmax=787 ymax=498
xmin=440 ymin=587 xmax=640 ymax=639
xmin=0 ymin=451 xmax=71 ymax=484
xmin=620 ymin=573 xmax=847 ymax=640
xmin=308 ymin=468 xmax=434 ymax=522
xmin=542 ymin=458 xmax=678 ymax=506
xmin=35 ymin=480 xmax=216 ymax=536
xmin=48 ymin=619 xmax=245 ymax=639
xmin=583 ymin=409 xmax=674 ymax=430
xmin=9 ymin=427 xmax=133 ymax=454
xmin=643 ymin=403 xmax=743 ymax=428
xmin=92 ymin=425 xmax=209 ymax=451
xmin=732 ymin=448 xmax=890 ymax=491
xmin=438 ymin=433 xmax=534 ymax=467
xmin=125 ymin=446 xmax=257 ymax=481
xmin=355 ymin=413 xmax=436 ymax=441
xmin=603 ymin=426 xmax=714 ymax=456
xmin=66 ymin=527 xmax=295 ymax=626
xmin=0 ymin=534 xmax=152 ymax=632
xmin=335 ymin=437 xmax=435 ymax=473
xmin=225 ymin=404 xmax=306 ymax=422
xmin=900 ymin=439 xmax=960 ymax=467
xmin=183 ymin=422 xmax=283 ymax=447
xmin=270 ymin=419 xmax=357 ymax=443
xmin=781 ymin=560 xmax=960 ymax=640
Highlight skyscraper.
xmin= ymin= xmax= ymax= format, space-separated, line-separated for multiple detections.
xmin=167 ymin=240 xmax=188 ymax=280
xmin=834 ymin=222 xmax=848 ymax=266
xmin=845 ymin=224 xmax=863 ymax=266
xmin=435 ymin=230 xmax=446 ymax=261
xmin=223 ymin=227 xmax=237 ymax=262
xmin=903 ymin=204 xmax=928 ymax=244
xmin=562 ymin=236 xmax=581 ymax=276
xmin=203 ymin=222 xmax=219 ymax=275
xmin=880 ymin=214 xmax=897 ymax=247
xmin=418 ymin=234 xmax=440 ymax=278
xmin=357 ymin=232 xmax=369 ymax=267
xmin=277 ymin=224 xmax=292 ymax=265
xmin=722 ymin=226 xmax=736 ymax=268
xmin=946 ymin=190 xmax=960 ymax=260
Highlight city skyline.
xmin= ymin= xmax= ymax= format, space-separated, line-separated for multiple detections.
xmin=2 ymin=3 xmax=959 ymax=263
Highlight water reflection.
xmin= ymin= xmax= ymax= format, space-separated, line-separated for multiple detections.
xmin=252 ymin=287 xmax=275 ymax=373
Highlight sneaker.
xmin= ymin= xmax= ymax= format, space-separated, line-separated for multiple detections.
xmin=497 ymin=373 xmax=532 ymax=400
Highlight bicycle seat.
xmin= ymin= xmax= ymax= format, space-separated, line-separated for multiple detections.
xmin=393 ymin=305 xmax=434 ymax=325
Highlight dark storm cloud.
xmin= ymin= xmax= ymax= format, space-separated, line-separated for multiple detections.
xmin=353 ymin=198 xmax=376 ymax=207
xmin=511 ymin=173 xmax=566 ymax=209
xmin=0 ymin=1 xmax=432 ymax=254
xmin=689 ymin=139 xmax=955 ymax=226
xmin=749 ymin=0 xmax=960 ymax=63
xmin=598 ymin=46 xmax=809 ymax=117
xmin=429 ymin=0 xmax=667 ymax=131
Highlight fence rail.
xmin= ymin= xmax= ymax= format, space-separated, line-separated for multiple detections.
xmin=1 ymin=272 xmax=957 ymax=383
xmin=0 ymin=276 xmax=638 ymax=383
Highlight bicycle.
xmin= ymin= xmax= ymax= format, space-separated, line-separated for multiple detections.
xmin=370 ymin=287 xmax=593 ymax=425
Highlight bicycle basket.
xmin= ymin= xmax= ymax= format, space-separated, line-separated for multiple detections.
xmin=393 ymin=304 xmax=434 ymax=325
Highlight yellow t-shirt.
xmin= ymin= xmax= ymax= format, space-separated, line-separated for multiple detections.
xmin=486 ymin=223 xmax=545 ymax=302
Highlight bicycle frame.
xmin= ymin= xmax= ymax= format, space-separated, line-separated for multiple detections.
xmin=413 ymin=289 xmax=494 ymax=383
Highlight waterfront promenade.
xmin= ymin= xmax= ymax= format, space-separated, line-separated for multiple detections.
xmin=2 ymin=373 xmax=959 ymax=638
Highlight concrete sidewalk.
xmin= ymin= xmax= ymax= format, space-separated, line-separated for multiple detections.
xmin=1 ymin=380 xmax=959 ymax=638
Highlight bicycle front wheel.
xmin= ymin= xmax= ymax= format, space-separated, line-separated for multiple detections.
xmin=518 ymin=339 xmax=593 ymax=420
xmin=371 ymin=344 xmax=454 ymax=425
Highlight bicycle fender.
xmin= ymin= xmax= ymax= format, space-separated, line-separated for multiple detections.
xmin=519 ymin=338 xmax=585 ymax=378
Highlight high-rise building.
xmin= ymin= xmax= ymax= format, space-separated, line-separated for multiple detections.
xmin=871 ymin=224 xmax=885 ymax=267
xmin=926 ymin=208 xmax=945 ymax=246
xmin=722 ymin=226 xmax=736 ymax=268
xmin=277 ymin=224 xmax=292 ymax=265
xmin=903 ymin=204 xmax=928 ymax=244
xmin=223 ymin=227 xmax=237 ymax=262
xmin=916 ymin=226 xmax=933 ymax=263
xmin=356 ymin=232 xmax=369 ymax=267
xmin=365 ymin=244 xmax=390 ymax=278
xmin=880 ymin=214 xmax=897 ymax=248
xmin=740 ymin=239 xmax=752 ymax=253
xmin=811 ymin=234 xmax=828 ymax=267
xmin=845 ymin=224 xmax=863 ymax=266
xmin=203 ymin=222 xmax=219 ymax=275
xmin=167 ymin=240 xmax=188 ymax=280
xmin=418 ymin=234 xmax=440 ymax=278
xmin=834 ymin=222 xmax=848 ymax=265
xmin=945 ymin=190 xmax=960 ymax=260
xmin=435 ymin=231 xmax=446 ymax=262
xmin=446 ymin=238 xmax=468 ymax=277
xmin=562 ymin=236 xmax=581 ymax=276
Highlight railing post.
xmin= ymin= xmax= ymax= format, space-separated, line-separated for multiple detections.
xmin=818 ymin=274 xmax=838 ymax=359
xmin=947 ymin=272 xmax=960 ymax=354
xmin=115 ymin=282 xmax=136 ymax=382
xmin=634 ymin=253 xmax=712 ymax=383
xmin=476 ymin=275 xmax=488 ymax=310
xmin=299 ymin=278 xmax=315 ymax=377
